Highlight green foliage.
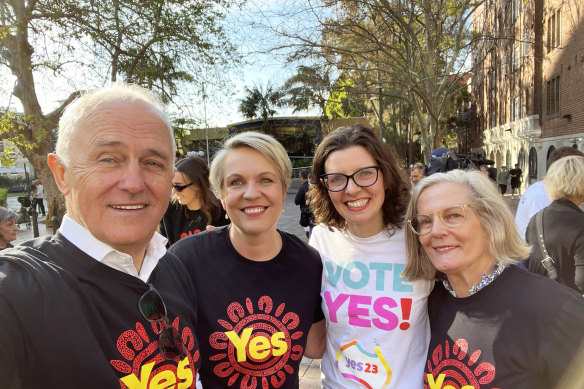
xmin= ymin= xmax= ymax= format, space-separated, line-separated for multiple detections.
xmin=0 ymin=189 xmax=6 ymax=207
xmin=238 ymin=83 xmax=286 ymax=134
xmin=325 ymin=75 xmax=367 ymax=118
xmin=281 ymin=65 xmax=332 ymax=119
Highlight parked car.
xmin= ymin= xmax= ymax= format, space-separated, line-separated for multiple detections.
xmin=7 ymin=185 xmax=26 ymax=193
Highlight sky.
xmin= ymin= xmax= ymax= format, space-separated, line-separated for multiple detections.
xmin=0 ymin=0 xmax=322 ymax=129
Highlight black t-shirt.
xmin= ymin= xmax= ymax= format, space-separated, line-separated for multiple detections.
xmin=509 ymin=168 xmax=522 ymax=184
xmin=0 ymin=234 xmax=200 ymax=389
xmin=160 ymin=202 xmax=228 ymax=245
xmin=169 ymin=226 xmax=323 ymax=389
xmin=425 ymin=265 xmax=584 ymax=389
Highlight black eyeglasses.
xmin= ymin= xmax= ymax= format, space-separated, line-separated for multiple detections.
xmin=321 ymin=165 xmax=381 ymax=192
xmin=139 ymin=284 xmax=186 ymax=360
xmin=172 ymin=182 xmax=193 ymax=192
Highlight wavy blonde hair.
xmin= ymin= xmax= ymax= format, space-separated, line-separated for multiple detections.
xmin=403 ymin=169 xmax=530 ymax=280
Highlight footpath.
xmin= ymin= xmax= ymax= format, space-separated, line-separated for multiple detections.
xmin=5 ymin=188 xmax=520 ymax=388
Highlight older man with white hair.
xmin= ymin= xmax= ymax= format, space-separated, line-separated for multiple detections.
xmin=0 ymin=83 xmax=199 ymax=388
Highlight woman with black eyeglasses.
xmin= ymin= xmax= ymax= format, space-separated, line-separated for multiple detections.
xmin=308 ymin=124 xmax=432 ymax=388
xmin=160 ymin=156 xmax=228 ymax=245
xmin=403 ymin=169 xmax=584 ymax=388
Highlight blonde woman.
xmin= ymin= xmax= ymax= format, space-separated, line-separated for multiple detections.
xmin=404 ymin=169 xmax=584 ymax=388
xmin=170 ymin=132 xmax=324 ymax=388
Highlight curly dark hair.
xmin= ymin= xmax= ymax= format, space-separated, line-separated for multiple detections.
xmin=309 ymin=124 xmax=410 ymax=231
xmin=174 ymin=156 xmax=222 ymax=225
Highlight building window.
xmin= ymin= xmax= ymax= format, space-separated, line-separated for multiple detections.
xmin=511 ymin=95 xmax=521 ymax=121
xmin=546 ymin=146 xmax=556 ymax=170
xmin=546 ymin=76 xmax=560 ymax=115
xmin=512 ymin=0 xmax=521 ymax=22
xmin=490 ymin=70 xmax=496 ymax=90
xmin=528 ymin=147 xmax=537 ymax=179
xmin=518 ymin=148 xmax=526 ymax=171
xmin=547 ymin=9 xmax=561 ymax=52
xmin=512 ymin=43 xmax=520 ymax=71
xmin=523 ymin=32 xmax=530 ymax=58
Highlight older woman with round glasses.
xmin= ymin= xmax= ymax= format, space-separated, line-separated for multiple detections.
xmin=403 ymin=169 xmax=584 ymax=389
xmin=309 ymin=124 xmax=432 ymax=388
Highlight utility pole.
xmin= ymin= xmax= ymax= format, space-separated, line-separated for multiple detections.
xmin=377 ymin=70 xmax=384 ymax=140
xmin=202 ymin=85 xmax=210 ymax=165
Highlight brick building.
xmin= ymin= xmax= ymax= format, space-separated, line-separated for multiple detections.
xmin=471 ymin=0 xmax=583 ymax=186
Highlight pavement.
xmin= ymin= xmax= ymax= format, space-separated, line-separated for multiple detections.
xmin=5 ymin=187 xmax=520 ymax=389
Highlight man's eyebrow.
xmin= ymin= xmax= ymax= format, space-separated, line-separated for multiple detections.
xmin=94 ymin=141 xmax=171 ymax=161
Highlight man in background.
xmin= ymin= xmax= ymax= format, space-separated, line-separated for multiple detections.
xmin=497 ymin=166 xmax=509 ymax=196
xmin=410 ymin=163 xmax=426 ymax=188
xmin=31 ymin=179 xmax=45 ymax=216
xmin=509 ymin=164 xmax=522 ymax=200
xmin=295 ymin=169 xmax=315 ymax=241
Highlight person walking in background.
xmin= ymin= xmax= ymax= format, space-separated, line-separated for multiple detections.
xmin=169 ymin=132 xmax=325 ymax=389
xmin=410 ymin=163 xmax=426 ymax=188
xmin=496 ymin=166 xmax=509 ymax=196
xmin=308 ymin=125 xmax=432 ymax=388
xmin=0 ymin=208 xmax=19 ymax=250
xmin=160 ymin=156 xmax=227 ymax=245
xmin=515 ymin=147 xmax=584 ymax=240
xmin=31 ymin=179 xmax=45 ymax=216
xmin=526 ymin=156 xmax=584 ymax=294
xmin=294 ymin=169 xmax=315 ymax=240
xmin=509 ymin=163 xmax=522 ymax=200
xmin=404 ymin=169 xmax=584 ymax=388
xmin=0 ymin=83 xmax=200 ymax=388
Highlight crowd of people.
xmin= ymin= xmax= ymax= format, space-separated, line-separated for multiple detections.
xmin=0 ymin=82 xmax=582 ymax=389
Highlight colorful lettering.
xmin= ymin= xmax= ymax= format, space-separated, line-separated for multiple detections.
xmin=324 ymin=261 xmax=414 ymax=292
xmin=347 ymin=295 xmax=372 ymax=327
xmin=427 ymin=374 xmax=474 ymax=389
xmin=225 ymin=327 xmax=288 ymax=362
xmin=120 ymin=357 xmax=193 ymax=389
xmin=323 ymin=292 xmax=350 ymax=323
xmin=372 ymin=297 xmax=399 ymax=331
xmin=324 ymin=292 xmax=401 ymax=331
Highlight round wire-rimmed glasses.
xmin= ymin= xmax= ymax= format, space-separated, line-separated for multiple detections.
xmin=321 ymin=165 xmax=381 ymax=192
xmin=407 ymin=204 xmax=471 ymax=235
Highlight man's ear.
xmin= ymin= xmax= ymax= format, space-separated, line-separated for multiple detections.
xmin=47 ymin=153 xmax=71 ymax=196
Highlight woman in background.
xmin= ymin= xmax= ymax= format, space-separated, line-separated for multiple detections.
xmin=309 ymin=124 xmax=432 ymax=388
xmin=404 ymin=169 xmax=584 ymax=388
xmin=0 ymin=208 xmax=19 ymax=250
xmin=526 ymin=155 xmax=584 ymax=293
xmin=160 ymin=156 xmax=227 ymax=245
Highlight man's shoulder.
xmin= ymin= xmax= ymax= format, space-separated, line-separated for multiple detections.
xmin=0 ymin=240 xmax=67 ymax=299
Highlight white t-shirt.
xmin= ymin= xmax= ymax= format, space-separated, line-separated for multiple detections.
xmin=310 ymin=224 xmax=432 ymax=389
xmin=515 ymin=181 xmax=550 ymax=241
xmin=515 ymin=181 xmax=584 ymax=241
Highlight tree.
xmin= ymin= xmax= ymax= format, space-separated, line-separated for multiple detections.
xmin=281 ymin=64 xmax=333 ymax=119
xmin=0 ymin=0 xmax=240 ymax=214
xmin=238 ymin=82 xmax=285 ymax=135
xmin=259 ymin=0 xmax=484 ymax=161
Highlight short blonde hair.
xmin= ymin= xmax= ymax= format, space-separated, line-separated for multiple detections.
xmin=403 ymin=169 xmax=530 ymax=280
xmin=209 ymin=131 xmax=291 ymax=195
xmin=56 ymin=82 xmax=174 ymax=166
xmin=545 ymin=156 xmax=584 ymax=202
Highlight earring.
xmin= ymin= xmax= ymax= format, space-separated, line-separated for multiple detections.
xmin=225 ymin=213 xmax=229 ymax=220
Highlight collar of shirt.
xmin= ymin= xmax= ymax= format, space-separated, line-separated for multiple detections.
xmin=59 ymin=214 xmax=168 ymax=282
